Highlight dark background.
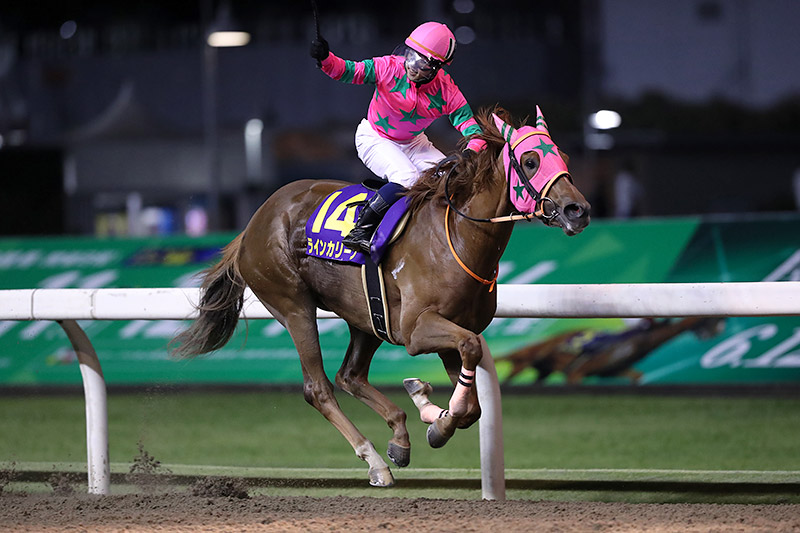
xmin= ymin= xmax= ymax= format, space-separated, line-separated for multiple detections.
xmin=1 ymin=0 xmax=798 ymax=235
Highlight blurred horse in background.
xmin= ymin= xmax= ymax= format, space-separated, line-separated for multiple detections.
xmin=500 ymin=317 xmax=726 ymax=385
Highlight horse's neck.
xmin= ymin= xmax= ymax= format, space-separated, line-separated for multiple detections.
xmin=448 ymin=185 xmax=515 ymax=270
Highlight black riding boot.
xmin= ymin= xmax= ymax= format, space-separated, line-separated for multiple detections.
xmin=342 ymin=193 xmax=393 ymax=253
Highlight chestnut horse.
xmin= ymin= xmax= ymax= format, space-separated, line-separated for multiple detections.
xmin=171 ymin=107 xmax=590 ymax=487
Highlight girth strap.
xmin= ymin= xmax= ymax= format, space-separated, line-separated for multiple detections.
xmin=361 ymin=255 xmax=396 ymax=344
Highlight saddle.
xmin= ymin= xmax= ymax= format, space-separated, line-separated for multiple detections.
xmin=305 ymin=182 xmax=410 ymax=265
xmin=305 ymin=182 xmax=411 ymax=343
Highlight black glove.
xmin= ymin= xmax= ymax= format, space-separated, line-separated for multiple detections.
xmin=310 ymin=37 xmax=330 ymax=63
xmin=462 ymin=148 xmax=476 ymax=159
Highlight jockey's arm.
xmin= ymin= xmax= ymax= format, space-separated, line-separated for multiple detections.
xmin=320 ymin=53 xmax=376 ymax=86
xmin=448 ymin=98 xmax=486 ymax=153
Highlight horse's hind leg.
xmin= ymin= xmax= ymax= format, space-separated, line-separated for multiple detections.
xmin=284 ymin=312 xmax=394 ymax=487
xmin=336 ymin=326 xmax=411 ymax=468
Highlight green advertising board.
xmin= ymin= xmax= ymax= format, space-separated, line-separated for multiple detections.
xmin=1 ymin=214 xmax=798 ymax=387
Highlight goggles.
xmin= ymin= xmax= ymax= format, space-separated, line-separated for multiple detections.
xmin=404 ymin=48 xmax=442 ymax=79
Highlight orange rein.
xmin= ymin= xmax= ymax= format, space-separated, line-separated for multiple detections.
xmin=445 ymin=204 xmax=498 ymax=292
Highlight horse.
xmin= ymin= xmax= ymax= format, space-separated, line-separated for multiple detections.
xmin=499 ymin=317 xmax=726 ymax=385
xmin=170 ymin=106 xmax=591 ymax=487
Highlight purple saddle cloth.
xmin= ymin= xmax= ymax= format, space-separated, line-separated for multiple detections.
xmin=305 ymin=184 xmax=410 ymax=265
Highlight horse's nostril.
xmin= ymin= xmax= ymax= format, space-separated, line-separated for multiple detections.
xmin=565 ymin=203 xmax=586 ymax=219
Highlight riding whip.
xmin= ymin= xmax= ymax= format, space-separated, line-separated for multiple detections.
xmin=310 ymin=0 xmax=321 ymax=39
xmin=310 ymin=0 xmax=322 ymax=68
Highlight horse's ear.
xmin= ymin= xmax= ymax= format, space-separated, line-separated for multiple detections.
xmin=559 ymin=149 xmax=570 ymax=166
xmin=492 ymin=113 xmax=515 ymax=143
xmin=534 ymin=105 xmax=550 ymax=134
xmin=491 ymin=113 xmax=507 ymax=132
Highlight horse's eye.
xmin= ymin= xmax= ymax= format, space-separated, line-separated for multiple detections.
xmin=525 ymin=159 xmax=538 ymax=170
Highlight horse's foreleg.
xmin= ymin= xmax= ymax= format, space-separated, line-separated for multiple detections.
xmin=336 ymin=328 xmax=411 ymax=468
xmin=405 ymin=311 xmax=484 ymax=447
xmin=403 ymin=378 xmax=446 ymax=423
xmin=403 ymin=373 xmax=475 ymax=423
xmin=438 ymin=347 xmax=482 ymax=429
xmin=448 ymin=364 xmax=475 ymax=417
xmin=403 ymin=377 xmax=462 ymax=449
xmin=406 ymin=310 xmax=484 ymax=368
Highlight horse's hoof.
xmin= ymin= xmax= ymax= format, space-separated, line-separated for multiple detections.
xmin=403 ymin=377 xmax=432 ymax=398
xmin=426 ymin=416 xmax=456 ymax=449
xmin=404 ymin=378 xmax=434 ymax=411
xmin=387 ymin=442 xmax=410 ymax=468
xmin=368 ymin=466 xmax=395 ymax=487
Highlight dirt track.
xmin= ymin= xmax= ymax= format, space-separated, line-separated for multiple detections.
xmin=1 ymin=493 xmax=799 ymax=532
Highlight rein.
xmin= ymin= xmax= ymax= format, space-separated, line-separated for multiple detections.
xmin=441 ymin=156 xmax=510 ymax=224
xmin=445 ymin=203 xmax=498 ymax=292
xmin=437 ymin=154 xmax=507 ymax=292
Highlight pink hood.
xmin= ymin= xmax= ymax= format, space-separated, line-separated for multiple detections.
xmin=493 ymin=106 xmax=570 ymax=216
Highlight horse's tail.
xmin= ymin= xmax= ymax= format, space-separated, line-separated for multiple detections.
xmin=170 ymin=232 xmax=246 ymax=358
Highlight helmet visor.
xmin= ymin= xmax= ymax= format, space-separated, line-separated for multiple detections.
xmin=404 ymin=48 xmax=441 ymax=81
xmin=405 ymin=48 xmax=434 ymax=72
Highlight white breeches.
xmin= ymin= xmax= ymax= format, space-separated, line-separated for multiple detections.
xmin=355 ymin=118 xmax=445 ymax=188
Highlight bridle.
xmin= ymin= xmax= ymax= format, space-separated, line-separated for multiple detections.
xmin=440 ymin=135 xmax=570 ymax=225
xmin=439 ymin=135 xmax=569 ymax=291
xmin=504 ymin=130 xmax=570 ymax=223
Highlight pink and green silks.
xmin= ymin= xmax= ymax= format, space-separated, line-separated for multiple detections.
xmin=320 ymin=53 xmax=486 ymax=153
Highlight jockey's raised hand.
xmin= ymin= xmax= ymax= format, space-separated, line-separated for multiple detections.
xmin=310 ymin=36 xmax=330 ymax=65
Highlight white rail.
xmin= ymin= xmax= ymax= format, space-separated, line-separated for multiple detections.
xmin=4 ymin=282 xmax=800 ymax=321
xmin=1 ymin=282 xmax=799 ymax=499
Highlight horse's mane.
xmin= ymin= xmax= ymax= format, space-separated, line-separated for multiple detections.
xmin=405 ymin=106 xmax=523 ymax=213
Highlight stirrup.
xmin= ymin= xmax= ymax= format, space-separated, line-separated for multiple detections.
xmin=342 ymin=228 xmax=373 ymax=253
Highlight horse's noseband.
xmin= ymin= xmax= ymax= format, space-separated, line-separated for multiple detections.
xmin=439 ymin=152 xmax=567 ymax=225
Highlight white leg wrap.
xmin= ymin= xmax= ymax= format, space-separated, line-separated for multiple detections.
xmin=448 ymin=366 xmax=475 ymax=417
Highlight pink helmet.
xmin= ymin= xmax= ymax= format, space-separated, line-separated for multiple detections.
xmin=405 ymin=22 xmax=456 ymax=65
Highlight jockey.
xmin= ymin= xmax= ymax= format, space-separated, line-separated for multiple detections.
xmin=310 ymin=21 xmax=487 ymax=253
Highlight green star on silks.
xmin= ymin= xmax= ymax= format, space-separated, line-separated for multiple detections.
xmin=534 ymin=138 xmax=556 ymax=157
xmin=390 ymin=75 xmax=411 ymax=98
xmin=427 ymin=89 xmax=446 ymax=113
xmin=513 ymin=184 xmax=527 ymax=200
xmin=400 ymin=107 xmax=423 ymax=124
xmin=373 ymin=112 xmax=396 ymax=134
